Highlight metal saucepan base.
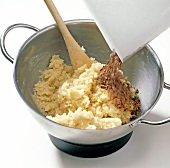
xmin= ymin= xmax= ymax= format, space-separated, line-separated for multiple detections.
xmin=48 ymin=132 xmax=133 ymax=158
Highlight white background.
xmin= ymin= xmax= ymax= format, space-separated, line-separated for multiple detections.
xmin=0 ymin=1 xmax=170 ymax=168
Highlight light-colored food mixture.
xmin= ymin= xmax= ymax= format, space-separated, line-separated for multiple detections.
xmin=34 ymin=53 xmax=140 ymax=130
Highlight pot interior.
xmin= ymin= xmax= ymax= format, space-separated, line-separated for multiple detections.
xmin=14 ymin=20 xmax=164 ymax=122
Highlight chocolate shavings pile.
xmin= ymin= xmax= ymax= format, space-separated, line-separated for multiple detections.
xmin=97 ymin=51 xmax=140 ymax=118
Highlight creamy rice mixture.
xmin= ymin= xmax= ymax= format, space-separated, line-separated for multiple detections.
xmin=34 ymin=55 xmax=139 ymax=130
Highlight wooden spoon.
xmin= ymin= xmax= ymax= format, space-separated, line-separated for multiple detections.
xmin=44 ymin=0 xmax=92 ymax=70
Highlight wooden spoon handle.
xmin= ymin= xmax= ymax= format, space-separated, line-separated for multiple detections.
xmin=44 ymin=0 xmax=92 ymax=70
xmin=44 ymin=0 xmax=70 ymax=38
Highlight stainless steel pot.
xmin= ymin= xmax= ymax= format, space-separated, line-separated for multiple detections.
xmin=1 ymin=19 xmax=170 ymax=158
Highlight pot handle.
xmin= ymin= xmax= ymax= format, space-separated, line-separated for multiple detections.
xmin=131 ymin=82 xmax=170 ymax=127
xmin=0 ymin=23 xmax=39 ymax=64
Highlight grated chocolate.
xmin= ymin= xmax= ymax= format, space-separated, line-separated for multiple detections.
xmin=97 ymin=51 xmax=140 ymax=118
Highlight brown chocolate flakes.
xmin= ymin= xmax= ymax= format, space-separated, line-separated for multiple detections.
xmin=97 ymin=51 xmax=140 ymax=118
